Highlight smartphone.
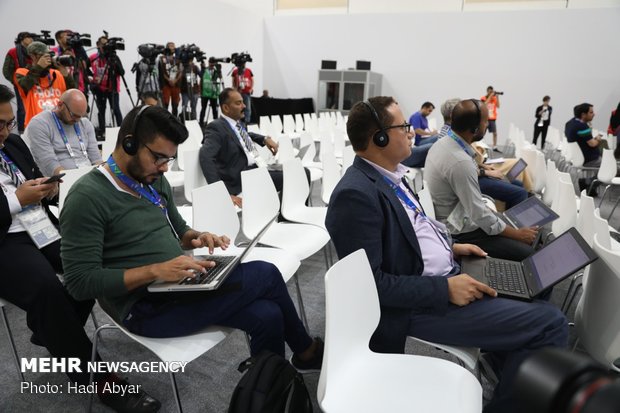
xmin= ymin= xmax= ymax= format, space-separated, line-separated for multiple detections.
xmin=42 ymin=173 xmax=66 ymax=184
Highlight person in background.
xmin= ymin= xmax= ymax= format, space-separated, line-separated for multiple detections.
xmin=533 ymin=96 xmax=552 ymax=149
xmin=2 ymin=31 xmax=34 ymax=133
xmin=481 ymin=86 xmax=501 ymax=152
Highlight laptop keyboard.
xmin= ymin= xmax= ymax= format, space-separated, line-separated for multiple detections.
xmin=179 ymin=256 xmax=236 ymax=285
xmin=485 ymin=260 xmax=527 ymax=294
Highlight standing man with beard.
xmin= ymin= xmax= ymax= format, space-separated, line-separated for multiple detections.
xmin=425 ymin=99 xmax=537 ymax=261
xmin=14 ymin=41 xmax=75 ymax=128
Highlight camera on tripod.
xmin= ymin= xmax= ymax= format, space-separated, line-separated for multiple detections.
xmin=67 ymin=32 xmax=92 ymax=48
xmin=103 ymin=38 xmax=125 ymax=54
xmin=32 ymin=30 xmax=55 ymax=46
xmin=178 ymin=44 xmax=206 ymax=64
xmin=230 ymin=52 xmax=252 ymax=68
xmin=48 ymin=50 xmax=74 ymax=67
xmin=136 ymin=43 xmax=165 ymax=65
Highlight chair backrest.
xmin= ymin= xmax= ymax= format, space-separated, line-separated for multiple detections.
xmin=282 ymin=158 xmax=310 ymax=218
xmin=333 ymin=132 xmax=345 ymax=159
xmin=575 ymin=234 xmax=620 ymax=369
xmin=295 ymin=114 xmax=305 ymax=132
xmin=533 ymin=151 xmax=547 ymax=193
xmin=299 ymin=132 xmax=318 ymax=165
xmin=183 ymin=149 xmax=207 ymax=203
xmin=543 ymin=159 xmax=558 ymax=206
xmin=521 ymin=147 xmax=538 ymax=183
xmin=318 ymin=249 xmax=380 ymax=403
xmin=276 ymin=135 xmax=295 ymax=164
xmin=283 ymin=115 xmax=296 ymax=135
xmin=598 ymin=149 xmax=617 ymax=184
xmin=192 ymin=181 xmax=240 ymax=241
xmin=241 ymin=167 xmax=280 ymax=238
xmin=271 ymin=115 xmax=283 ymax=135
xmin=593 ymin=208 xmax=612 ymax=250
xmin=551 ymin=175 xmax=577 ymax=235
xmin=247 ymin=124 xmax=261 ymax=134
xmin=576 ymin=190 xmax=596 ymax=246
xmin=184 ymin=120 xmax=203 ymax=146
xmin=259 ymin=116 xmax=272 ymax=136
xmin=341 ymin=146 xmax=355 ymax=176
xmin=58 ymin=166 xmax=95 ymax=211
xmin=417 ymin=182 xmax=436 ymax=219
xmin=568 ymin=142 xmax=585 ymax=167
xmin=321 ymin=151 xmax=341 ymax=205
xmin=177 ymin=133 xmax=202 ymax=171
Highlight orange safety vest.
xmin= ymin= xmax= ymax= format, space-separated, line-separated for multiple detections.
xmin=14 ymin=68 xmax=68 ymax=128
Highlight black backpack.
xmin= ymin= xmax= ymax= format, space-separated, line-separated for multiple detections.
xmin=228 ymin=351 xmax=313 ymax=413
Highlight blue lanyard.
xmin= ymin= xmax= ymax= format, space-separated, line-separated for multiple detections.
xmin=447 ymin=129 xmax=472 ymax=154
xmin=52 ymin=112 xmax=87 ymax=158
xmin=0 ymin=149 xmax=26 ymax=184
xmin=382 ymin=176 xmax=425 ymax=218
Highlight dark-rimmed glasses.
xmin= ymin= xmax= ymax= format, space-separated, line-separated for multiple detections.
xmin=385 ymin=122 xmax=412 ymax=134
xmin=143 ymin=142 xmax=176 ymax=167
xmin=0 ymin=118 xmax=17 ymax=131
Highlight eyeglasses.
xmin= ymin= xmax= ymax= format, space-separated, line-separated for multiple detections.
xmin=63 ymin=101 xmax=85 ymax=120
xmin=385 ymin=122 xmax=412 ymax=134
xmin=0 ymin=118 xmax=17 ymax=131
xmin=143 ymin=142 xmax=176 ymax=167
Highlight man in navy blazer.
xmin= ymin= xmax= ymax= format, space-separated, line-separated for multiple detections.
xmin=199 ymin=87 xmax=279 ymax=207
xmin=325 ymin=96 xmax=567 ymax=413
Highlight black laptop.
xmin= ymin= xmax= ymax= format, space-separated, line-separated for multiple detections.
xmin=505 ymin=158 xmax=528 ymax=182
xmin=502 ymin=196 xmax=559 ymax=229
xmin=461 ymin=228 xmax=598 ymax=300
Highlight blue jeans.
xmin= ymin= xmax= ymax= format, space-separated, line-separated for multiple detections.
xmin=123 ymin=261 xmax=312 ymax=357
xmin=409 ymin=296 xmax=567 ymax=413
xmin=479 ymin=177 xmax=527 ymax=209
xmin=402 ymin=141 xmax=435 ymax=168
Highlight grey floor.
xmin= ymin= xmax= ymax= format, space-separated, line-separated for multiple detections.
xmin=1 ymin=146 xmax=619 ymax=413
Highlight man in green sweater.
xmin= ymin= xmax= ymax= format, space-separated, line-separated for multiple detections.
xmin=60 ymin=105 xmax=322 ymax=373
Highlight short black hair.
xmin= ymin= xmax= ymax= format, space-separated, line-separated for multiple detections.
xmin=573 ymin=103 xmax=592 ymax=119
xmin=421 ymin=101 xmax=434 ymax=110
xmin=116 ymin=105 xmax=188 ymax=148
xmin=96 ymin=36 xmax=107 ymax=46
xmin=543 ymin=95 xmax=550 ymax=102
xmin=0 ymin=84 xmax=15 ymax=104
xmin=55 ymin=30 xmax=70 ymax=41
xmin=219 ymin=87 xmax=237 ymax=107
xmin=347 ymin=96 xmax=396 ymax=152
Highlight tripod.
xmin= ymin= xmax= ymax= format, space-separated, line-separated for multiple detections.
xmin=199 ymin=65 xmax=223 ymax=125
xmin=132 ymin=58 xmax=161 ymax=105
xmin=180 ymin=61 xmax=199 ymax=122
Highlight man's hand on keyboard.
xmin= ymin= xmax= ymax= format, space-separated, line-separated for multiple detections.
xmin=452 ymin=243 xmax=488 ymax=258
xmin=447 ymin=274 xmax=498 ymax=306
xmin=190 ymin=232 xmax=231 ymax=253
xmin=153 ymin=255 xmax=215 ymax=282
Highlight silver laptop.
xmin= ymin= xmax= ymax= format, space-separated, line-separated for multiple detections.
xmin=148 ymin=215 xmax=277 ymax=292
xmin=461 ymin=228 xmax=597 ymax=300
xmin=505 ymin=158 xmax=528 ymax=182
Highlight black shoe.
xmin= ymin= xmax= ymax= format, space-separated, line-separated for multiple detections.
xmin=492 ymin=147 xmax=502 ymax=153
xmin=290 ymin=337 xmax=324 ymax=373
xmin=30 ymin=333 xmax=45 ymax=347
xmin=99 ymin=379 xmax=161 ymax=413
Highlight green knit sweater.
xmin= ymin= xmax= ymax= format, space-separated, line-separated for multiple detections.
xmin=60 ymin=168 xmax=190 ymax=322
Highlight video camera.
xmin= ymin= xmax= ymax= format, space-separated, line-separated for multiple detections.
xmin=31 ymin=30 xmax=55 ymax=46
xmin=515 ymin=348 xmax=620 ymax=413
xmin=103 ymin=38 xmax=125 ymax=54
xmin=67 ymin=32 xmax=92 ymax=48
xmin=137 ymin=43 xmax=165 ymax=64
xmin=178 ymin=44 xmax=206 ymax=64
xmin=48 ymin=50 xmax=74 ymax=67
xmin=230 ymin=52 xmax=252 ymax=68
xmin=494 ymin=91 xmax=504 ymax=95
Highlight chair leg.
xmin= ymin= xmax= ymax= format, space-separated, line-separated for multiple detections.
xmin=1 ymin=306 xmax=24 ymax=381
xmin=561 ymin=273 xmax=583 ymax=313
xmin=293 ymin=273 xmax=309 ymax=332
xmin=91 ymin=310 xmax=99 ymax=331
xmin=169 ymin=371 xmax=183 ymax=413
xmin=598 ymin=185 xmax=611 ymax=207
xmin=564 ymin=284 xmax=583 ymax=315
xmin=607 ymin=197 xmax=620 ymax=221
xmin=323 ymin=244 xmax=330 ymax=269
xmin=89 ymin=324 xmax=117 ymax=413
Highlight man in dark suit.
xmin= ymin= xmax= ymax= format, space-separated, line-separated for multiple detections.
xmin=0 ymin=85 xmax=160 ymax=412
xmin=325 ymin=96 xmax=567 ymax=413
xmin=199 ymin=87 xmax=279 ymax=207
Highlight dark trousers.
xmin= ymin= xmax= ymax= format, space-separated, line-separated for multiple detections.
xmin=0 ymin=233 xmax=96 ymax=385
xmin=200 ymin=97 xmax=218 ymax=124
xmin=409 ymin=295 xmax=567 ymax=413
xmin=453 ymin=228 xmax=534 ymax=261
xmin=533 ymin=123 xmax=549 ymax=149
xmin=123 ymin=261 xmax=312 ymax=357
xmin=479 ymin=177 xmax=527 ymax=209
xmin=94 ymin=90 xmax=123 ymax=130
xmin=13 ymin=85 xmax=25 ymax=133
xmin=402 ymin=141 xmax=435 ymax=168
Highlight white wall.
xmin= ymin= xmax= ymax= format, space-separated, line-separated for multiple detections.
xmin=0 ymin=0 xmax=271 ymax=117
xmin=263 ymin=7 xmax=620 ymax=143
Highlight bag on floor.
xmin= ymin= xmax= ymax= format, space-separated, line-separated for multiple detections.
xmin=228 ymin=350 xmax=313 ymax=413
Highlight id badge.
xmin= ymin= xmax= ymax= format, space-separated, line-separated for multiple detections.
xmin=75 ymin=157 xmax=92 ymax=168
xmin=17 ymin=205 xmax=60 ymax=249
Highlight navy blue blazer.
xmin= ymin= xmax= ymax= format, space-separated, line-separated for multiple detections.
xmin=325 ymin=156 xmax=450 ymax=353
xmin=199 ymin=118 xmax=266 ymax=195
xmin=0 ymin=134 xmax=58 ymax=243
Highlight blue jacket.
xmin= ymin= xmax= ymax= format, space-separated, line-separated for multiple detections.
xmin=325 ymin=156 xmax=450 ymax=353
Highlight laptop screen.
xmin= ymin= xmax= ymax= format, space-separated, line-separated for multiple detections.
xmin=527 ymin=228 xmax=597 ymax=292
xmin=504 ymin=197 xmax=559 ymax=228
xmin=506 ymin=158 xmax=528 ymax=181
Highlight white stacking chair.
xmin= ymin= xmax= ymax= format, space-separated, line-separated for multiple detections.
xmin=590 ymin=149 xmax=620 ymax=218
xmin=282 ymin=158 xmax=328 ymax=230
xmin=58 ymin=165 xmax=96 ymax=212
xmin=0 ymin=298 xmax=23 ymax=381
xmin=259 ymin=115 xmax=272 ymax=136
xmin=543 ymin=160 xmax=558 ymax=207
xmin=163 ymin=168 xmax=184 ymax=188
xmin=270 ymin=115 xmax=283 ymax=136
xmin=318 ymin=249 xmax=482 ymax=413
xmin=532 ymin=151 xmax=547 ymax=194
xmin=184 ymin=120 xmax=203 ymax=146
xmin=574 ymin=234 xmax=620 ymax=371
xmin=341 ymin=145 xmax=355 ymax=176
xmin=247 ymin=124 xmax=261 ymax=134
xmin=566 ymin=141 xmax=598 ymax=179
xmin=176 ymin=124 xmax=202 ymax=171
xmin=550 ymin=175 xmax=578 ymax=237
xmin=275 ymin=135 xmax=295 ymax=164
xmin=321 ymin=151 xmax=341 ymax=205
xmin=283 ymin=114 xmax=296 ymax=136
xmin=240 ymin=167 xmax=331 ymax=266
xmin=182 ymin=149 xmax=206 ymax=203
xmin=294 ymin=113 xmax=305 ymax=132
xmin=89 ymin=309 xmax=233 ymax=413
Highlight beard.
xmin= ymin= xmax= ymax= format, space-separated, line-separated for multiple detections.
xmin=127 ymin=156 xmax=162 ymax=185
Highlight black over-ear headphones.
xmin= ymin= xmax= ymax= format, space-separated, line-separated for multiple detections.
xmin=122 ymin=105 xmax=151 ymax=156
xmin=361 ymin=100 xmax=389 ymax=147
xmin=470 ymin=99 xmax=482 ymax=135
